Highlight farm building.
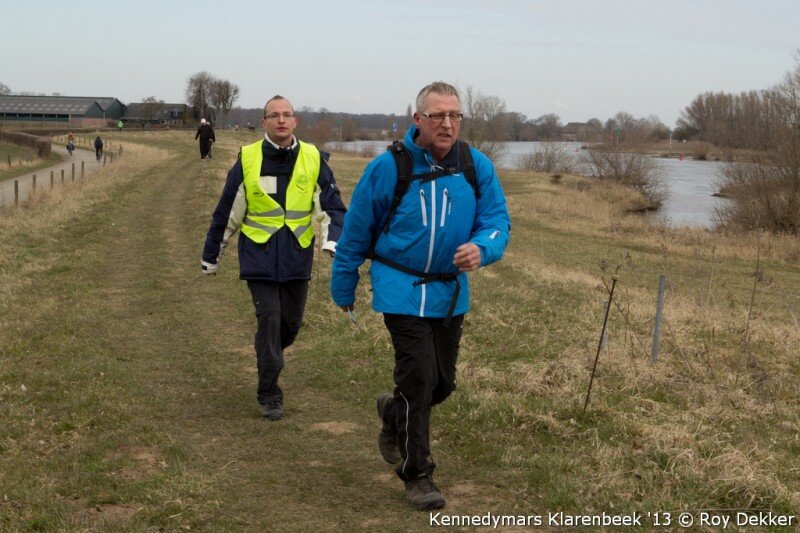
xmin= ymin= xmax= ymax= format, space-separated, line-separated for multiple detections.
xmin=121 ymin=103 xmax=190 ymax=126
xmin=0 ymin=95 xmax=126 ymax=128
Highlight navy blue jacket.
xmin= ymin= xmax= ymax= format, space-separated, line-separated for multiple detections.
xmin=202 ymin=137 xmax=346 ymax=281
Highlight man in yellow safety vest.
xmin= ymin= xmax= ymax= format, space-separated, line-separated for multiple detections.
xmin=201 ymin=95 xmax=346 ymax=421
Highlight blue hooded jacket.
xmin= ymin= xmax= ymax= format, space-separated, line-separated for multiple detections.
xmin=330 ymin=126 xmax=510 ymax=317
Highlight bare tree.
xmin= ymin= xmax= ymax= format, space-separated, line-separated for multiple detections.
xmin=716 ymin=53 xmax=800 ymax=234
xmin=505 ymin=112 xmax=527 ymax=141
xmin=534 ymin=113 xmax=562 ymax=139
xmin=461 ymin=86 xmax=507 ymax=162
xmin=186 ymin=71 xmax=214 ymax=122
xmin=141 ymin=96 xmax=165 ymax=123
xmin=0 ymin=82 xmax=9 ymax=95
xmin=210 ymin=79 xmax=240 ymax=128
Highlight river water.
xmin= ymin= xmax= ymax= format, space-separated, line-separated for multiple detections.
xmin=335 ymin=140 xmax=728 ymax=228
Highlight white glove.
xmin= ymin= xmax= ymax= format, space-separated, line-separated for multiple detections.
xmin=201 ymin=260 xmax=218 ymax=275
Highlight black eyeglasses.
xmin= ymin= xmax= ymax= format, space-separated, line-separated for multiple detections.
xmin=264 ymin=112 xmax=295 ymax=121
xmin=421 ymin=112 xmax=464 ymax=124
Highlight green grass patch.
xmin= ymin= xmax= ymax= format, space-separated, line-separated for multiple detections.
xmin=0 ymin=141 xmax=64 ymax=181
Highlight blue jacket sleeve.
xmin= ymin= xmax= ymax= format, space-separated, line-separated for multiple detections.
xmin=469 ymin=149 xmax=511 ymax=266
xmin=202 ymin=159 xmax=244 ymax=264
xmin=330 ymin=156 xmax=393 ymax=307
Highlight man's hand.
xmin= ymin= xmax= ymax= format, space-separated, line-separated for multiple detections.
xmin=339 ymin=304 xmax=353 ymax=312
xmin=324 ymin=249 xmax=335 ymax=259
xmin=201 ymin=260 xmax=218 ymax=275
xmin=453 ymin=242 xmax=481 ymax=272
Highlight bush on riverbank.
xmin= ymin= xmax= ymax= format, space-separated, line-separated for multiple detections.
xmin=582 ymin=144 xmax=667 ymax=208
xmin=518 ymin=142 xmax=575 ymax=175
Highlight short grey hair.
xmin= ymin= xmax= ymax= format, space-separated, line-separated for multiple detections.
xmin=264 ymin=95 xmax=293 ymax=118
xmin=415 ymin=82 xmax=460 ymax=113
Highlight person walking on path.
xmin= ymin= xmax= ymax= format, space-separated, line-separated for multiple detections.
xmin=94 ymin=136 xmax=103 ymax=161
xmin=201 ymin=95 xmax=346 ymax=421
xmin=330 ymin=81 xmax=510 ymax=511
xmin=195 ymin=118 xmax=216 ymax=160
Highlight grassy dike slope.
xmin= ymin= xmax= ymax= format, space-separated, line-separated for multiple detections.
xmin=1 ymin=130 xmax=798 ymax=530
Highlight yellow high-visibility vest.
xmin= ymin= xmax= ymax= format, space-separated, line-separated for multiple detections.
xmin=240 ymin=139 xmax=320 ymax=247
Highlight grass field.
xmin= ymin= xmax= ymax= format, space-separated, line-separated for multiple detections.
xmin=0 ymin=141 xmax=64 ymax=182
xmin=0 ymin=130 xmax=798 ymax=531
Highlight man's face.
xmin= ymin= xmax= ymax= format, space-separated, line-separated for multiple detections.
xmin=262 ymin=98 xmax=297 ymax=147
xmin=413 ymin=92 xmax=461 ymax=162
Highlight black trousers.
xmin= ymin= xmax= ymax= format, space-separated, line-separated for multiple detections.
xmin=382 ymin=313 xmax=464 ymax=481
xmin=247 ymin=280 xmax=309 ymax=405
xmin=199 ymin=140 xmax=212 ymax=158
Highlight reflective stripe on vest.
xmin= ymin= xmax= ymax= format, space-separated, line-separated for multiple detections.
xmin=240 ymin=139 xmax=320 ymax=246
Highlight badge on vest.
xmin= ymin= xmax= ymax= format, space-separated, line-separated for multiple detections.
xmin=295 ymin=175 xmax=309 ymax=191
xmin=259 ymin=176 xmax=278 ymax=195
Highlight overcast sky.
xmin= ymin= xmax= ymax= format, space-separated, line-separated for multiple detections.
xmin=2 ymin=0 xmax=798 ymax=126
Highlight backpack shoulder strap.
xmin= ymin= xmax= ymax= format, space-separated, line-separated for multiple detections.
xmin=381 ymin=141 xmax=413 ymax=234
xmin=457 ymin=140 xmax=481 ymax=199
xmin=367 ymin=142 xmax=412 ymax=259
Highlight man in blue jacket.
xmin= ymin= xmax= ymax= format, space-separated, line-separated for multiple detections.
xmin=330 ymin=82 xmax=510 ymax=510
xmin=202 ymin=95 xmax=346 ymax=421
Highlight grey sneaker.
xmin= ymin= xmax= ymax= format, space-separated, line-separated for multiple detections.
xmin=404 ymin=474 xmax=445 ymax=511
xmin=261 ymin=400 xmax=283 ymax=421
xmin=376 ymin=393 xmax=400 ymax=464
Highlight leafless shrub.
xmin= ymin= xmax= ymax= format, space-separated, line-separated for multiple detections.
xmin=582 ymin=145 xmax=667 ymax=207
xmin=461 ymin=87 xmax=507 ymax=163
xmin=715 ymin=153 xmax=800 ymax=234
xmin=519 ymin=143 xmax=575 ymax=174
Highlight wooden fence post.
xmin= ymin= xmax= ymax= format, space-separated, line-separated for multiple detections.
xmin=14 ymin=180 xmax=18 ymax=206
xmin=50 ymin=173 xmax=54 ymax=189
xmin=81 ymin=161 xmax=85 ymax=178
xmin=61 ymin=169 xmax=64 ymax=183
xmin=32 ymin=175 xmax=36 ymax=191
xmin=71 ymin=163 xmax=75 ymax=180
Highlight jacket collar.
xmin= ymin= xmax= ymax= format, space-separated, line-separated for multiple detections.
xmin=264 ymin=133 xmax=298 ymax=151
xmin=404 ymin=125 xmax=460 ymax=169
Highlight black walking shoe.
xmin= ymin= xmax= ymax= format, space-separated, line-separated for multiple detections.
xmin=404 ymin=474 xmax=445 ymax=511
xmin=261 ymin=400 xmax=284 ymax=421
xmin=376 ymin=393 xmax=401 ymax=464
